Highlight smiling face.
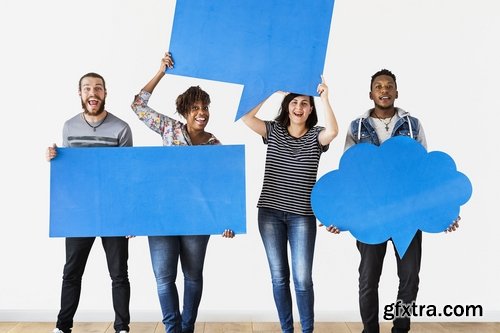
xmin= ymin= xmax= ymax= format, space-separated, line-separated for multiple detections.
xmin=288 ymin=95 xmax=313 ymax=125
xmin=370 ymin=74 xmax=398 ymax=110
xmin=185 ymin=101 xmax=210 ymax=132
xmin=79 ymin=76 xmax=106 ymax=116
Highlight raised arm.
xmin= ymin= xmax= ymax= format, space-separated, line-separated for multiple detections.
xmin=142 ymin=52 xmax=175 ymax=94
xmin=131 ymin=52 xmax=177 ymax=135
xmin=317 ymin=75 xmax=339 ymax=146
xmin=241 ymin=97 xmax=269 ymax=138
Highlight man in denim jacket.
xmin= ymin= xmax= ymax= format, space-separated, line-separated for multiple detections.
xmin=344 ymin=69 xmax=426 ymax=150
xmin=343 ymin=69 xmax=456 ymax=333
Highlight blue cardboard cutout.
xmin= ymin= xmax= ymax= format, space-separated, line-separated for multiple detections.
xmin=311 ymin=136 xmax=472 ymax=257
xmin=50 ymin=145 xmax=246 ymax=237
xmin=168 ymin=0 xmax=335 ymax=120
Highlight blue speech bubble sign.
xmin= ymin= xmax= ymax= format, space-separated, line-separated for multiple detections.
xmin=50 ymin=145 xmax=246 ymax=237
xmin=168 ymin=0 xmax=335 ymax=120
xmin=311 ymin=136 xmax=472 ymax=257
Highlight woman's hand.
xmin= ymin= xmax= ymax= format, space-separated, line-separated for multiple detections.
xmin=142 ymin=52 xmax=175 ymax=93
xmin=222 ymin=229 xmax=235 ymax=238
xmin=317 ymin=75 xmax=329 ymax=98
xmin=160 ymin=51 xmax=174 ymax=73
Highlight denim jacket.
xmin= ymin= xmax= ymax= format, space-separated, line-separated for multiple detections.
xmin=344 ymin=107 xmax=427 ymax=151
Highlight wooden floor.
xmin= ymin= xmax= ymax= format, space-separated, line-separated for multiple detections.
xmin=1 ymin=322 xmax=499 ymax=333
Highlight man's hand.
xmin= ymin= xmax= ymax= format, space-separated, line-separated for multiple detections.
xmin=445 ymin=216 xmax=461 ymax=233
xmin=46 ymin=143 xmax=57 ymax=161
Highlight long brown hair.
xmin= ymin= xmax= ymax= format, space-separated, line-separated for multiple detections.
xmin=275 ymin=93 xmax=318 ymax=129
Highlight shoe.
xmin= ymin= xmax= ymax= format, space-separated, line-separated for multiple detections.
xmin=116 ymin=331 xmax=128 ymax=333
xmin=52 ymin=329 xmax=64 ymax=333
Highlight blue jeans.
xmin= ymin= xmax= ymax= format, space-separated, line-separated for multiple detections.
xmin=56 ymin=237 xmax=130 ymax=333
xmin=258 ymin=207 xmax=317 ymax=333
xmin=357 ymin=231 xmax=422 ymax=333
xmin=148 ymin=235 xmax=210 ymax=333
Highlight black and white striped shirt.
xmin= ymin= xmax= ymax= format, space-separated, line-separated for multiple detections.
xmin=257 ymin=121 xmax=328 ymax=216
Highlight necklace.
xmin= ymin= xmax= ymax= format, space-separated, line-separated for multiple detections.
xmin=373 ymin=112 xmax=395 ymax=132
xmin=83 ymin=112 xmax=108 ymax=132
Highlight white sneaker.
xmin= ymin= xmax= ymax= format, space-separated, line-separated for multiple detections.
xmin=52 ymin=329 xmax=64 ymax=333
xmin=117 ymin=331 xmax=128 ymax=333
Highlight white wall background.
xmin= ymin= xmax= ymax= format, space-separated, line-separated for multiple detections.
xmin=1 ymin=0 xmax=499 ymax=324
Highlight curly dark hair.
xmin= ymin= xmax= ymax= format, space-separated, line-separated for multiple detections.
xmin=370 ymin=69 xmax=397 ymax=90
xmin=275 ymin=93 xmax=317 ymax=129
xmin=175 ymin=86 xmax=211 ymax=118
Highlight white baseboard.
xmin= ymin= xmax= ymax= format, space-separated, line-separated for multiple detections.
xmin=1 ymin=309 xmax=499 ymax=322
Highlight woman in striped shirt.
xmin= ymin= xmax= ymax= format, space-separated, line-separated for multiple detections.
xmin=242 ymin=76 xmax=339 ymax=333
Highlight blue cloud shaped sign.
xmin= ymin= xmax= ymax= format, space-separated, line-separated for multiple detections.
xmin=167 ymin=0 xmax=335 ymax=120
xmin=311 ymin=136 xmax=472 ymax=257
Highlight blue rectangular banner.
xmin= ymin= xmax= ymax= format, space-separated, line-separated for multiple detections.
xmin=50 ymin=145 xmax=246 ymax=237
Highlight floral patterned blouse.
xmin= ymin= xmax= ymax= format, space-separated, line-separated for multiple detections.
xmin=131 ymin=90 xmax=220 ymax=146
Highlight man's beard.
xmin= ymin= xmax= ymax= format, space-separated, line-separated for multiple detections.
xmin=81 ymin=98 xmax=106 ymax=116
